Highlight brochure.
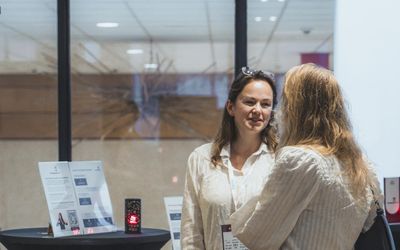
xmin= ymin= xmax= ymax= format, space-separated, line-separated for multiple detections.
xmin=164 ymin=196 xmax=183 ymax=250
xmin=38 ymin=161 xmax=117 ymax=237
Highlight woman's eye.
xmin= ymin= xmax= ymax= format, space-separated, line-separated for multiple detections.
xmin=245 ymin=101 xmax=255 ymax=106
xmin=262 ymin=103 xmax=272 ymax=108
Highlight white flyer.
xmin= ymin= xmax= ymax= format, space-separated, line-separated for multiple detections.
xmin=38 ymin=161 xmax=117 ymax=237
xmin=164 ymin=196 xmax=183 ymax=250
xmin=384 ymin=177 xmax=399 ymax=215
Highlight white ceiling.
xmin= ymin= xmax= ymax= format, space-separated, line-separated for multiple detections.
xmin=0 ymin=0 xmax=335 ymax=74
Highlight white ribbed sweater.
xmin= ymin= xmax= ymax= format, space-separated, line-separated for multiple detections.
xmin=230 ymin=146 xmax=382 ymax=250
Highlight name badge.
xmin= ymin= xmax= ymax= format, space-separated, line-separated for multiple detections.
xmin=221 ymin=224 xmax=248 ymax=250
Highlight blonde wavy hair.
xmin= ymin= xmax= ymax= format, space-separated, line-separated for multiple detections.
xmin=279 ymin=63 xmax=374 ymax=199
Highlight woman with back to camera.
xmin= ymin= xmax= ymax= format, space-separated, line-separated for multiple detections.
xmin=230 ymin=63 xmax=382 ymax=250
xmin=181 ymin=67 xmax=278 ymax=249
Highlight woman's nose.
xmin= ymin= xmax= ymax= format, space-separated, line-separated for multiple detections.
xmin=252 ymin=103 xmax=262 ymax=113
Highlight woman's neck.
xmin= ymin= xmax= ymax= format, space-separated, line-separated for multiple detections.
xmin=232 ymin=138 xmax=261 ymax=155
xmin=230 ymin=135 xmax=262 ymax=170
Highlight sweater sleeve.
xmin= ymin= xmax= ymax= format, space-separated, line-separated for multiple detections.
xmin=362 ymin=158 xmax=384 ymax=232
xmin=230 ymin=147 xmax=322 ymax=250
xmin=180 ymin=151 xmax=206 ymax=249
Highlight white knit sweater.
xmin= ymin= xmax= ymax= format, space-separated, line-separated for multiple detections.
xmin=230 ymin=146 xmax=382 ymax=250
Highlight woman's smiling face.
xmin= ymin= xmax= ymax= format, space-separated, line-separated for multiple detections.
xmin=227 ymin=79 xmax=274 ymax=136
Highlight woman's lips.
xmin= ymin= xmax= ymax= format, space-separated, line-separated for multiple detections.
xmin=248 ymin=118 xmax=263 ymax=123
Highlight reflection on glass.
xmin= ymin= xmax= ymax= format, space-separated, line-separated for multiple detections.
xmin=70 ymin=0 xmax=234 ymax=140
xmin=70 ymin=0 xmax=235 ymax=235
xmin=0 ymin=0 xmax=58 ymax=232
xmin=0 ymin=1 xmax=58 ymax=138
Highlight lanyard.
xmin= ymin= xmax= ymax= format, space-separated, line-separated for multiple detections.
xmin=227 ymin=161 xmax=239 ymax=211
xmin=226 ymin=158 xmax=255 ymax=212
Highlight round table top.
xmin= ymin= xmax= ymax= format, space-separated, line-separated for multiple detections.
xmin=391 ymin=223 xmax=400 ymax=231
xmin=0 ymin=227 xmax=170 ymax=246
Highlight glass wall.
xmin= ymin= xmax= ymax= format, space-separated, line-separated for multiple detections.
xmin=0 ymin=0 xmax=58 ymax=231
xmin=0 ymin=1 xmax=335 ymax=249
xmin=69 ymin=0 xmax=234 ymax=242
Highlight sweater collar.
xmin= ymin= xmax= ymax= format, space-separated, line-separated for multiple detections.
xmin=220 ymin=142 xmax=268 ymax=158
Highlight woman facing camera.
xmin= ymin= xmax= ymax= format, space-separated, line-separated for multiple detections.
xmin=231 ymin=63 xmax=382 ymax=250
xmin=181 ymin=67 xmax=278 ymax=249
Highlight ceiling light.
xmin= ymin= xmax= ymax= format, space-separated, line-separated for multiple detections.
xmin=261 ymin=0 xmax=268 ymax=2
xmin=269 ymin=16 xmax=277 ymax=22
xmin=254 ymin=16 xmax=263 ymax=22
xmin=96 ymin=22 xmax=119 ymax=28
xmin=144 ymin=63 xmax=158 ymax=69
xmin=126 ymin=49 xmax=143 ymax=55
xmin=278 ymin=0 xmax=285 ymax=2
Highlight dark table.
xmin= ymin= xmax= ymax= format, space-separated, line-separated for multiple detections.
xmin=390 ymin=224 xmax=400 ymax=249
xmin=0 ymin=227 xmax=170 ymax=250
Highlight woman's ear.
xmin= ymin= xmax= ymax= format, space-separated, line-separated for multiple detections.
xmin=226 ymin=100 xmax=234 ymax=116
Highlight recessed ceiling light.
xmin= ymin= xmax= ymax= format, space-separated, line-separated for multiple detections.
xmin=254 ymin=16 xmax=263 ymax=22
xmin=96 ymin=22 xmax=119 ymax=28
xmin=278 ymin=0 xmax=285 ymax=2
xmin=126 ymin=49 xmax=143 ymax=55
xmin=269 ymin=16 xmax=277 ymax=22
xmin=261 ymin=0 xmax=268 ymax=2
xmin=144 ymin=63 xmax=158 ymax=69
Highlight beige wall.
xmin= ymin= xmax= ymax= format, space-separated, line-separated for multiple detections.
xmin=0 ymin=139 xmax=205 ymax=249
xmin=0 ymin=141 xmax=58 ymax=229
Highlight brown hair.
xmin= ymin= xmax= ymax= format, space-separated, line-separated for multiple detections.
xmin=279 ymin=63 xmax=374 ymax=199
xmin=211 ymin=69 xmax=278 ymax=166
